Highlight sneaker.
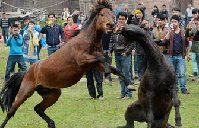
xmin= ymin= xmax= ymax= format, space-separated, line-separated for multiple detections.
xmin=181 ymin=90 xmax=190 ymax=94
xmin=88 ymin=96 xmax=96 ymax=100
xmin=116 ymin=96 xmax=125 ymax=99
xmin=98 ymin=96 xmax=104 ymax=100
xmin=104 ymin=78 xmax=112 ymax=85
xmin=121 ymin=96 xmax=131 ymax=100
xmin=191 ymin=76 xmax=196 ymax=81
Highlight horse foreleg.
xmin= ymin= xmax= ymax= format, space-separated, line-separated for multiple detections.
xmin=0 ymin=84 xmax=35 ymax=128
xmin=172 ymin=84 xmax=182 ymax=127
xmin=35 ymin=88 xmax=61 ymax=128
xmin=96 ymin=63 xmax=128 ymax=82
xmin=109 ymin=65 xmax=135 ymax=91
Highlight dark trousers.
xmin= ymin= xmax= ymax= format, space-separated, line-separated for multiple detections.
xmin=86 ymin=69 xmax=103 ymax=98
xmin=5 ymin=55 xmax=27 ymax=81
xmin=2 ymin=28 xmax=9 ymax=43
xmin=104 ymin=52 xmax=112 ymax=81
xmin=37 ymin=41 xmax=43 ymax=60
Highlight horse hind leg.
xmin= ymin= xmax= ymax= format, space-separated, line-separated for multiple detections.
xmin=117 ymin=100 xmax=146 ymax=128
xmin=0 ymin=83 xmax=35 ymax=128
xmin=35 ymin=86 xmax=61 ymax=128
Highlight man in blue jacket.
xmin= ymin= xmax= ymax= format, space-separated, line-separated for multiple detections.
xmin=4 ymin=24 xmax=27 ymax=81
xmin=40 ymin=13 xmax=65 ymax=55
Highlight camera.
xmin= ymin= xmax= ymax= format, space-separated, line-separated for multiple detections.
xmin=12 ymin=34 xmax=19 ymax=40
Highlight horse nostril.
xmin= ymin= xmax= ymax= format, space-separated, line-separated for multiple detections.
xmin=106 ymin=23 xmax=115 ymax=29
xmin=110 ymin=23 xmax=115 ymax=28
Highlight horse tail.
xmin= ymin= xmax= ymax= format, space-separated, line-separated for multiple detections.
xmin=0 ymin=71 xmax=26 ymax=112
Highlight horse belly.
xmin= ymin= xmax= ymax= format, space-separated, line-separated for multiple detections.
xmin=37 ymin=68 xmax=85 ymax=88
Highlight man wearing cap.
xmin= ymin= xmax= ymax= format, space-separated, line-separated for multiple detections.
xmin=127 ymin=9 xmax=144 ymax=25
xmin=127 ymin=9 xmax=144 ymax=81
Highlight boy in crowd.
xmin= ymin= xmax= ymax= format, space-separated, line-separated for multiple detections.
xmin=4 ymin=24 xmax=27 ymax=81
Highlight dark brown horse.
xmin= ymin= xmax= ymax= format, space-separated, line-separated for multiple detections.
xmin=0 ymin=1 xmax=128 ymax=128
xmin=117 ymin=25 xmax=181 ymax=128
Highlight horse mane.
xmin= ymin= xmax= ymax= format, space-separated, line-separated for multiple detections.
xmin=81 ymin=0 xmax=112 ymax=30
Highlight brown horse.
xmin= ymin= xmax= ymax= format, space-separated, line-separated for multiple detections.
xmin=117 ymin=25 xmax=181 ymax=128
xmin=0 ymin=1 xmax=127 ymax=128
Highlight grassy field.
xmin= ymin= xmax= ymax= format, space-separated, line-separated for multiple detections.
xmin=0 ymin=43 xmax=199 ymax=128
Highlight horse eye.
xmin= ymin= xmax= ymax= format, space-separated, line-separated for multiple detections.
xmin=100 ymin=14 xmax=104 ymax=16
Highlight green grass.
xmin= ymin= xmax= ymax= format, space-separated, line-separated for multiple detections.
xmin=0 ymin=43 xmax=199 ymax=128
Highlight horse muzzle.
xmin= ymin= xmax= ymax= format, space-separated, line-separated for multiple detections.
xmin=105 ymin=23 xmax=115 ymax=33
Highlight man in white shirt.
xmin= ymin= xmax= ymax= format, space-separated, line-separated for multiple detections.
xmin=186 ymin=3 xmax=194 ymax=23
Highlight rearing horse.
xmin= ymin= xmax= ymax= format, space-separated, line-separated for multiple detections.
xmin=118 ymin=25 xmax=181 ymax=128
xmin=0 ymin=1 xmax=126 ymax=128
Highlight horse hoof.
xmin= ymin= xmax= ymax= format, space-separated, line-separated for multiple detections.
xmin=48 ymin=122 xmax=55 ymax=128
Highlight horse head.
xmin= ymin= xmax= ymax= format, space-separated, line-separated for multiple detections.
xmin=95 ymin=1 xmax=115 ymax=33
xmin=82 ymin=0 xmax=115 ymax=34
xmin=121 ymin=24 xmax=147 ymax=42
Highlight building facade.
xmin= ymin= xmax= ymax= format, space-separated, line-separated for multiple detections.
xmin=0 ymin=0 xmax=80 ymax=18
xmin=111 ymin=0 xmax=199 ymax=16
xmin=1 ymin=0 xmax=199 ymax=18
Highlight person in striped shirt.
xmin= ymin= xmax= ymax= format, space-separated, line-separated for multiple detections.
xmin=0 ymin=12 xmax=11 ymax=43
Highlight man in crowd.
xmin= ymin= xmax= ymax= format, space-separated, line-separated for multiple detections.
xmin=186 ymin=9 xmax=199 ymax=81
xmin=160 ymin=4 xmax=169 ymax=20
xmin=0 ymin=12 xmax=10 ymax=43
xmin=171 ymin=7 xmax=186 ymax=28
xmin=109 ymin=12 xmax=133 ymax=99
xmin=163 ymin=15 xmax=190 ymax=94
xmin=153 ymin=13 xmax=169 ymax=61
xmin=40 ymin=13 xmax=65 ymax=55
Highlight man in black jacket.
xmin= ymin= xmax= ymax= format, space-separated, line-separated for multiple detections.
xmin=109 ymin=12 xmax=134 ymax=99
xmin=40 ymin=13 xmax=65 ymax=55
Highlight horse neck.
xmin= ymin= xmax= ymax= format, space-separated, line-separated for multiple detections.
xmin=82 ymin=20 xmax=103 ymax=43
xmin=139 ymin=35 xmax=164 ymax=67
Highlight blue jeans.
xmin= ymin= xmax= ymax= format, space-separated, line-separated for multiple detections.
xmin=23 ymin=43 xmax=39 ymax=65
xmin=47 ymin=46 xmax=60 ymax=56
xmin=129 ymin=54 xmax=133 ymax=80
xmin=134 ymin=54 xmax=138 ymax=76
xmin=5 ymin=55 xmax=27 ymax=81
xmin=168 ymin=55 xmax=187 ymax=92
xmin=136 ymin=55 xmax=147 ymax=81
xmin=115 ymin=54 xmax=132 ymax=97
xmin=86 ymin=69 xmax=103 ymax=98
xmin=191 ymin=52 xmax=199 ymax=76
